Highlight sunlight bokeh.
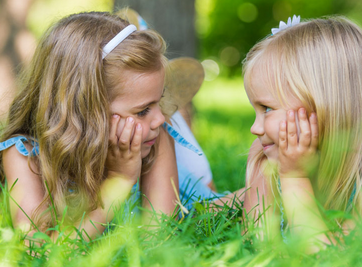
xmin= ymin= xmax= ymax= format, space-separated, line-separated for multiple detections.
xmin=27 ymin=0 xmax=113 ymax=38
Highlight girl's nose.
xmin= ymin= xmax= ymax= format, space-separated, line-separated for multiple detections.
xmin=250 ymin=117 xmax=264 ymax=136
xmin=151 ymin=106 xmax=165 ymax=130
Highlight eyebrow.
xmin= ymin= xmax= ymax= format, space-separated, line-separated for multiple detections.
xmin=133 ymin=100 xmax=158 ymax=110
xmin=253 ymin=98 xmax=274 ymax=106
xmin=132 ymin=87 xmax=165 ymax=110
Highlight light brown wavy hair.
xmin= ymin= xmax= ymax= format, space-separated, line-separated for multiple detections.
xmin=0 ymin=12 xmax=167 ymax=229
xmin=243 ymin=17 xmax=362 ymax=221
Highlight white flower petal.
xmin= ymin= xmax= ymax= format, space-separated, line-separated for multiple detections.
xmin=296 ymin=15 xmax=301 ymax=24
xmin=292 ymin=15 xmax=301 ymax=26
xmin=271 ymin=28 xmax=279 ymax=35
xmin=271 ymin=15 xmax=301 ymax=35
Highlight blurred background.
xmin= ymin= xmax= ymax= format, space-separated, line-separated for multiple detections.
xmin=1 ymin=0 xmax=361 ymax=192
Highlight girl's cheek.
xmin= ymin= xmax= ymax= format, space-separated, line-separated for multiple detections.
xmin=141 ymin=124 xmax=149 ymax=141
xmin=264 ymin=117 xmax=280 ymax=143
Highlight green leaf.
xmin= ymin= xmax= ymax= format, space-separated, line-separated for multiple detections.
xmin=32 ymin=232 xmax=52 ymax=242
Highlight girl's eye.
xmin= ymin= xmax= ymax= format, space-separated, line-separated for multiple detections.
xmin=137 ymin=107 xmax=150 ymax=117
xmin=261 ymin=105 xmax=272 ymax=113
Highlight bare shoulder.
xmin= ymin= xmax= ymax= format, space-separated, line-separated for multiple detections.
xmin=157 ymin=124 xmax=175 ymax=156
xmin=3 ymin=145 xmax=44 ymax=229
xmin=143 ymin=125 xmax=177 ymax=179
xmin=140 ymin=122 xmax=178 ymax=215
xmin=3 ymin=145 xmax=41 ymax=188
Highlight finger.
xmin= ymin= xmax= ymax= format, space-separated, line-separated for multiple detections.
xmin=130 ymin=123 xmax=142 ymax=153
xmin=116 ymin=117 xmax=126 ymax=138
xmin=130 ymin=125 xmax=136 ymax=143
xmin=298 ymin=108 xmax=311 ymax=147
xmin=309 ymin=113 xmax=319 ymax=148
xmin=279 ymin=120 xmax=287 ymax=151
xmin=109 ymin=114 xmax=120 ymax=145
xmin=287 ymin=110 xmax=298 ymax=147
xmin=119 ymin=117 xmax=135 ymax=150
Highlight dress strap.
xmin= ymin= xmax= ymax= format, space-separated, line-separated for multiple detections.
xmin=162 ymin=122 xmax=203 ymax=156
xmin=0 ymin=136 xmax=39 ymax=157
xmin=277 ymin=178 xmax=288 ymax=243
xmin=346 ymin=182 xmax=357 ymax=212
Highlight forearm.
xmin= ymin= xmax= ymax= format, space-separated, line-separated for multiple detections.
xmin=141 ymin=128 xmax=178 ymax=221
xmin=73 ymin=175 xmax=135 ymax=240
xmin=141 ymin=173 xmax=178 ymax=217
xmin=21 ymin=175 xmax=134 ymax=245
xmin=280 ymin=178 xmax=330 ymax=241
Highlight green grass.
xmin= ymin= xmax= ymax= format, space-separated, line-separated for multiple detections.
xmin=193 ymin=76 xmax=255 ymax=192
xmin=1 ymin=77 xmax=362 ymax=266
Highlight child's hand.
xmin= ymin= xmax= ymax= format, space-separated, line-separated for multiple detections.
xmin=106 ymin=115 xmax=142 ymax=184
xmin=278 ymin=108 xmax=318 ymax=178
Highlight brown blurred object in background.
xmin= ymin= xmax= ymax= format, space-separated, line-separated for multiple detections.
xmin=114 ymin=0 xmax=197 ymax=59
xmin=0 ymin=0 xmax=36 ymax=121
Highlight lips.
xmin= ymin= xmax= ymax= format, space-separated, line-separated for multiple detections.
xmin=144 ymin=136 xmax=158 ymax=146
xmin=262 ymin=143 xmax=274 ymax=150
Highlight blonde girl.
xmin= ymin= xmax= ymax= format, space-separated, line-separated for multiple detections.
xmin=242 ymin=16 xmax=362 ymax=248
xmin=0 ymin=12 xmax=179 ymax=240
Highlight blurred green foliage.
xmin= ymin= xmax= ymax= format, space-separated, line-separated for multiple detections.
xmin=195 ymin=0 xmax=362 ymax=77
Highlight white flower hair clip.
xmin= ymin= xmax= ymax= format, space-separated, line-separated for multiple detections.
xmin=271 ymin=15 xmax=301 ymax=35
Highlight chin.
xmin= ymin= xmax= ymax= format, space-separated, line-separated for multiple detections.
xmin=264 ymin=150 xmax=278 ymax=162
xmin=266 ymin=155 xmax=278 ymax=163
xmin=141 ymin=148 xmax=151 ymax=159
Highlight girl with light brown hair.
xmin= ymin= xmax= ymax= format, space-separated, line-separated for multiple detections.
xmin=243 ymin=15 xmax=362 ymax=250
xmin=0 ymin=11 xmax=179 ymax=240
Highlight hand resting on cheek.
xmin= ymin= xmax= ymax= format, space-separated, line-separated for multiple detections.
xmin=278 ymin=108 xmax=318 ymax=178
xmin=106 ymin=114 xmax=143 ymax=184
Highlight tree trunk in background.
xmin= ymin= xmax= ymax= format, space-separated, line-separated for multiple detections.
xmin=0 ymin=0 xmax=36 ymax=120
xmin=113 ymin=0 xmax=196 ymax=59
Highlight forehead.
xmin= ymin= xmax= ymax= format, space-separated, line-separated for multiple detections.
xmin=120 ymin=68 xmax=165 ymax=95
xmin=245 ymin=62 xmax=274 ymax=100
xmin=110 ymin=68 xmax=165 ymax=110
xmin=245 ymin=61 xmax=301 ymax=109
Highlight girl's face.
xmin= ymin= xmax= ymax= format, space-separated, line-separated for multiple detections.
xmin=110 ymin=69 xmax=165 ymax=158
xmin=246 ymin=66 xmax=302 ymax=161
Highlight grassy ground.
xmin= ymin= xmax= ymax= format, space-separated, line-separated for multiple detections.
xmin=1 ymin=77 xmax=362 ymax=266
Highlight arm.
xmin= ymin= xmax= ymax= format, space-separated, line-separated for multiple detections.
xmin=278 ymin=109 xmax=331 ymax=250
xmin=279 ymin=178 xmax=329 ymax=241
xmin=3 ymin=145 xmax=45 ymax=232
xmin=3 ymin=148 xmax=134 ymax=242
xmin=3 ymin=115 xmax=142 ymax=241
xmin=83 ymin=115 xmax=143 ymax=238
xmin=141 ymin=126 xmax=178 ymax=221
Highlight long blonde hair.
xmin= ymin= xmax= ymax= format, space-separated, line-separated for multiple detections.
xmin=0 ymin=12 xmax=167 ymax=229
xmin=243 ymin=16 xmax=362 ymax=216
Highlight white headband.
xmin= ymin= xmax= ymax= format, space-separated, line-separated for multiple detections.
xmin=102 ymin=24 xmax=137 ymax=59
